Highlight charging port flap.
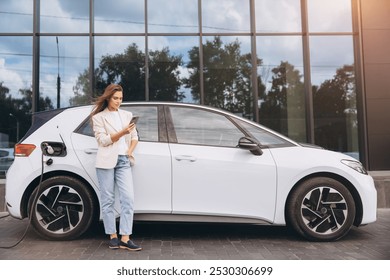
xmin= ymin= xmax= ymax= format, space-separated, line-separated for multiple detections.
xmin=41 ymin=142 xmax=67 ymax=157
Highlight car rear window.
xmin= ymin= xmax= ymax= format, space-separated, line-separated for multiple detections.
xmin=75 ymin=105 xmax=159 ymax=142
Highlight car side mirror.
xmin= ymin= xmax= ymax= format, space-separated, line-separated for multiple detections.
xmin=238 ymin=137 xmax=263 ymax=156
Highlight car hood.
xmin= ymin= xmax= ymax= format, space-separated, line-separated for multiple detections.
xmin=269 ymin=145 xmax=363 ymax=177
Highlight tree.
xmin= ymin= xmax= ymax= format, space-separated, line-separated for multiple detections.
xmin=185 ymin=36 xmax=263 ymax=118
xmin=259 ymin=61 xmax=305 ymax=140
xmin=0 ymin=82 xmax=54 ymax=146
xmin=149 ymin=47 xmax=185 ymax=101
xmin=99 ymin=43 xmax=146 ymax=101
xmin=70 ymin=68 xmax=92 ymax=106
xmin=313 ymin=64 xmax=357 ymax=152
xmin=185 ymin=36 xmax=263 ymax=119
xmin=70 ymin=43 xmax=184 ymax=104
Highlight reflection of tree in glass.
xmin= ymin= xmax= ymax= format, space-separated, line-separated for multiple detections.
xmin=259 ymin=61 xmax=305 ymax=140
xmin=148 ymin=47 xmax=185 ymax=101
xmin=313 ymin=64 xmax=357 ymax=152
xmin=185 ymin=36 xmax=264 ymax=120
xmin=0 ymin=82 xmax=54 ymax=145
xmin=71 ymin=43 xmax=184 ymax=104
xmin=68 ymin=39 xmax=357 ymax=153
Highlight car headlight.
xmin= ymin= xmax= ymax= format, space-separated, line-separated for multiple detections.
xmin=341 ymin=159 xmax=368 ymax=175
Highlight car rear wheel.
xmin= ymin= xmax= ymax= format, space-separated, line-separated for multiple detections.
xmin=286 ymin=177 xmax=356 ymax=241
xmin=28 ymin=176 xmax=97 ymax=240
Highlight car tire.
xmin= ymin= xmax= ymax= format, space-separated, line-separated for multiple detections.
xmin=28 ymin=175 xmax=97 ymax=241
xmin=286 ymin=177 xmax=356 ymax=241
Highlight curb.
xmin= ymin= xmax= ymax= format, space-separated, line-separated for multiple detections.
xmin=0 ymin=212 xmax=9 ymax=218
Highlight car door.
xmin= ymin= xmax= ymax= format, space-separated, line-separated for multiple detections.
xmin=167 ymin=106 xmax=278 ymax=222
xmin=71 ymin=105 xmax=172 ymax=214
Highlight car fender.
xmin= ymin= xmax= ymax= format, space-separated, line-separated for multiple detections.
xmin=269 ymin=147 xmax=377 ymax=224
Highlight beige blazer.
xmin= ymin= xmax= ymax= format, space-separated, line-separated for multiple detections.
xmin=92 ymin=108 xmax=138 ymax=169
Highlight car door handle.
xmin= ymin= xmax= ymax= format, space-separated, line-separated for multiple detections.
xmin=175 ymin=155 xmax=197 ymax=162
xmin=84 ymin=148 xmax=98 ymax=154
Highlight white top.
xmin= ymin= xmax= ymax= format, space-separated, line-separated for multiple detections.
xmin=110 ymin=110 xmax=128 ymax=155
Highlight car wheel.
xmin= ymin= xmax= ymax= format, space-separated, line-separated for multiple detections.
xmin=286 ymin=177 xmax=356 ymax=241
xmin=28 ymin=176 xmax=97 ymax=241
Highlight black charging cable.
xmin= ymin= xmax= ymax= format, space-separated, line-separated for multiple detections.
xmin=0 ymin=152 xmax=46 ymax=249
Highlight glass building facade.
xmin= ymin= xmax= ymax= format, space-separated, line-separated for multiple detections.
xmin=0 ymin=0 xmax=378 ymax=173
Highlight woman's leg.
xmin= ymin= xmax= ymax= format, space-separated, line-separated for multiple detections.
xmin=115 ymin=155 xmax=135 ymax=236
xmin=96 ymin=167 xmax=117 ymax=235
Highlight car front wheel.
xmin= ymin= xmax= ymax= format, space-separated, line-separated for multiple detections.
xmin=286 ymin=177 xmax=356 ymax=241
xmin=28 ymin=176 xmax=97 ymax=240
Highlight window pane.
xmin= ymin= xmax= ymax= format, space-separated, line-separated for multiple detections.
xmin=257 ymin=36 xmax=306 ymax=142
xmin=255 ymin=0 xmax=301 ymax=33
xmin=202 ymin=0 xmax=250 ymax=33
xmin=148 ymin=0 xmax=198 ymax=33
xmin=0 ymin=36 xmax=32 ymax=152
xmin=170 ymin=107 xmax=244 ymax=147
xmin=148 ymin=36 xmax=198 ymax=102
xmin=40 ymin=36 xmax=89 ymax=108
xmin=308 ymin=0 xmax=353 ymax=32
xmin=94 ymin=36 xmax=146 ymax=100
xmin=40 ymin=0 xmax=89 ymax=33
xmin=123 ymin=106 xmax=158 ymax=142
xmin=202 ymin=36 xmax=253 ymax=119
xmin=0 ymin=0 xmax=33 ymax=33
xmin=310 ymin=36 xmax=358 ymax=158
xmin=0 ymin=37 xmax=32 ymax=96
xmin=95 ymin=0 xmax=144 ymax=33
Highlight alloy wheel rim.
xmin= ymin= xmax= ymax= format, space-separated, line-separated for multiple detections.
xmin=35 ymin=185 xmax=84 ymax=234
xmin=301 ymin=186 xmax=348 ymax=235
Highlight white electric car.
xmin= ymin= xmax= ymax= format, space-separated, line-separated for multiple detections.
xmin=5 ymin=102 xmax=377 ymax=241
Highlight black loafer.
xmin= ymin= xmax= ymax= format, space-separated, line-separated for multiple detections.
xmin=119 ymin=239 xmax=142 ymax=251
xmin=108 ymin=237 xmax=120 ymax=249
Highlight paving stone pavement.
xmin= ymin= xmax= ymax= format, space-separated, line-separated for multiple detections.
xmin=0 ymin=209 xmax=389 ymax=260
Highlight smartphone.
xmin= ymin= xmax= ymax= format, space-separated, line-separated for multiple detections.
xmin=130 ymin=116 xmax=139 ymax=124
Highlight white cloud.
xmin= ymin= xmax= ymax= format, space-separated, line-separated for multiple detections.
xmin=202 ymin=0 xmax=250 ymax=32
xmin=40 ymin=0 xmax=89 ymax=33
xmin=255 ymin=0 xmax=301 ymax=32
xmin=0 ymin=58 xmax=30 ymax=97
xmin=308 ymin=0 xmax=352 ymax=32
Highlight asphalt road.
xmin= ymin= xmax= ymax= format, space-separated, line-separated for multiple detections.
xmin=0 ymin=209 xmax=389 ymax=260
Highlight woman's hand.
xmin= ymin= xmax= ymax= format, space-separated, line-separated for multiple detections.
xmin=127 ymin=153 xmax=135 ymax=166
xmin=122 ymin=123 xmax=136 ymax=135
xmin=110 ymin=123 xmax=136 ymax=143
xmin=127 ymin=138 xmax=138 ymax=166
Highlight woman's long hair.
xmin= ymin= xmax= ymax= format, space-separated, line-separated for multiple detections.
xmin=91 ymin=84 xmax=123 ymax=116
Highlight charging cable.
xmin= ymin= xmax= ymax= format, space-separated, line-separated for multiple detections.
xmin=0 ymin=152 xmax=47 ymax=249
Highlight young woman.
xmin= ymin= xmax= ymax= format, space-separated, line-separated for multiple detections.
xmin=91 ymin=84 xmax=141 ymax=251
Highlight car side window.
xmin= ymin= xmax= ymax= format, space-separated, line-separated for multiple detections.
xmin=122 ymin=106 xmax=159 ymax=142
xmin=235 ymin=119 xmax=292 ymax=147
xmin=170 ymin=107 xmax=244 ymax=147
xmin=75 ymin=106 xmax=159 ymax=142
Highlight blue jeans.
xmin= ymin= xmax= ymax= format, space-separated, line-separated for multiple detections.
xmin=96 ymin=155 xmax=134 ymax=236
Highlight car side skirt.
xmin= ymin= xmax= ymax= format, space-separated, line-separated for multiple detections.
xmin=134 ymin=213 xmax=273 ymax=225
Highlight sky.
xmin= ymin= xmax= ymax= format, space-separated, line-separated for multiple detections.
xmin=0 ymin=0 xmax=354 ymax=107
